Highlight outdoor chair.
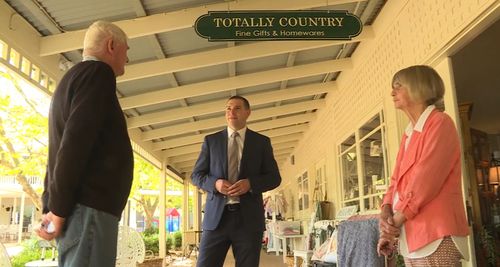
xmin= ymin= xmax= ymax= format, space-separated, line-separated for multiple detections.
xmin=115 ymin=225 xmax=146 ymax=267
xmin=24 ymin=240 xmax=57 ymax=267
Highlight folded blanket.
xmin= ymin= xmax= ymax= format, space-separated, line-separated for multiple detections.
xmin=337 ymin=218 xmax=384 ymax=267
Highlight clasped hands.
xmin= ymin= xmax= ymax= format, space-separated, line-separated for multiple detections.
xmin=377 ymin=205 xmax=404 ymax=257
xmin=215 ymin=178 xmax=250 ymax=196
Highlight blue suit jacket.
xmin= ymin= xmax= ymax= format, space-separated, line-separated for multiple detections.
xmin=191 ymin=128 xmax=281 ymax=232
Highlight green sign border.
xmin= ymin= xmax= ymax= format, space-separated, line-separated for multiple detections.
xmin=195 ymin=10 xmax=363 ymax=41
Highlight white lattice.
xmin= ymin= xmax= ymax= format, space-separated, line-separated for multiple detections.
xmin=116 ymin=226 xmax=146 ymax=267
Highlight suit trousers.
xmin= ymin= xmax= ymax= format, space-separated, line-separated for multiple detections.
xmin=56 ymin=204 xmax=119 ymax=267
xmin=196 ymin=206 xmax=263 ymax=267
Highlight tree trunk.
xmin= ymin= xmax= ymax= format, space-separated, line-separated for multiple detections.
xmin=136 ymin=196 xmax=158 ymax=229
xmin=15 ymin=173 xmax=42 ymax=211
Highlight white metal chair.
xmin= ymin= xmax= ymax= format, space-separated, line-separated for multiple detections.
xmin=0 ymin=241 xmax=12 ymax=267
xmin=24 ymin=240 xmax=58 ymax=267
xmin=115 ymin=226 xmax=145 ymax=267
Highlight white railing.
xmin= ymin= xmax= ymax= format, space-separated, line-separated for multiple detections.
xmin=0 ymin=176 xmax=43 ymax=186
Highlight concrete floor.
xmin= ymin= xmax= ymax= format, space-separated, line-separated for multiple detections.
xmin=170 ymin=248 xmax=290 ymax=267
xmin=221 ymin=249 xmax=289 ymax=267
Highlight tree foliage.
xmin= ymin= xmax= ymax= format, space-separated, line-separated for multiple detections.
xmin=0 ymin=70 xmax=48 ymax=210
xmin=130 ymin=154 xmax=160 ymax=229
xmin=0 ymin=69 xmax=189 ymax=228
xmin=130 ymin=155 xmax=184 ymax=229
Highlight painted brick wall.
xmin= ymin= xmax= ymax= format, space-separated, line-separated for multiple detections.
xmin=278 ymin=0 xmax=498 ymax=222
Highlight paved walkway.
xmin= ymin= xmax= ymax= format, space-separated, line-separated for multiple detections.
xmin=4 ymin=242 xmax=23 ymax=257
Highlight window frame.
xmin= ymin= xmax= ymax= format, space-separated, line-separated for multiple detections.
xmin=338 ymin=111 xmax=389 ymax=212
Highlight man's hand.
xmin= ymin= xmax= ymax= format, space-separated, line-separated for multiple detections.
xmin=228 ymin=179 xmax=251 ymax=196
xmin=36 ymin=211 xmax=65 ymax=240
xmin=215 ymin=179 xmax=233 ymax=195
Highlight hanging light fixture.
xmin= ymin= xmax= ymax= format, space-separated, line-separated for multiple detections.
xmin=488 ymin=152 xmax=500 ymax=192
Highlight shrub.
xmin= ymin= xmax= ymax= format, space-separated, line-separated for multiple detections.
xmin=173 ymin=231 xmax=182 ymax=249
xmin=166 ymin=236 xmax=173 ymax=251
xmin=143 ymin=233 xmax=159 ymax=254
xmin=143 ymin=226 xmax=159 ymax=236
xmin=142 ymin=227 xmax=178 ymax=254
xmin=11 ymin=239 xmax=56 ymax=267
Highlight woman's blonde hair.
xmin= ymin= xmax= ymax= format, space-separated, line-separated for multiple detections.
xmin=83 ymin=20 xmax=127 ymax=56
xmin=392 ymin=65 xmax=445 ymax=111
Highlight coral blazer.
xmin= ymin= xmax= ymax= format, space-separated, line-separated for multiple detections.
xmin=382 ymin=110 xmax=469 ymax=252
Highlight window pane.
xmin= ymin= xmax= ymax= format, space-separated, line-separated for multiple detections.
xmin=363 ymin=195 xmax=383 ymax=211
xmin=340 ymin=134 xmax=355 ymax=153
xmin=9 ymin=48 xmax=20 ymax=67
xmin=361 ymin=129 xmax=386 ymax=195
xmin=343 ymin=200 xmax=359 ymax=210
xmin=360 ymin=113 xmax=381 ymax=138
xmin=341 ymin=146 xmax=358 ymax=200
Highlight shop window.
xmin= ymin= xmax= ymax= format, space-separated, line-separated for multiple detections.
xmin=297 ymin=171 xmax=309 ymax=211
xmin=315 ymin=160 xmax=327 ymax=201
xmin=339 ymin=111 xmax=388 ymax=212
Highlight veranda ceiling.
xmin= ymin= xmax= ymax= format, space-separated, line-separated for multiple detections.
xmin=4 ymin=0 xmax=385 ymax=175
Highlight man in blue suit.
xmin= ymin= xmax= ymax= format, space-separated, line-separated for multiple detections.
xmin=191 ymin=96 xmax=282 ymax=267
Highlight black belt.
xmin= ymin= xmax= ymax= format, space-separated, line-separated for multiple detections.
xmin=225 ymin=203 xmax=240 ymax=212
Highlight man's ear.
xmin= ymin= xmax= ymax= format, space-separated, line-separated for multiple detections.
xmin=106 ymin=39 xmax=114 ymax=54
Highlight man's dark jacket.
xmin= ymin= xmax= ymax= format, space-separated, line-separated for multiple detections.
xmin=191 ymin=128 xmax=281 ymax=232
xmin=43 ymin=60 xmax=133 ymax=218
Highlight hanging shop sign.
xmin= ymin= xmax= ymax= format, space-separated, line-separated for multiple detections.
xmin=195 ymin=10 xmax=362 ymax=41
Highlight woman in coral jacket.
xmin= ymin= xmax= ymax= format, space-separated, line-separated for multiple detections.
xmin=377 ymin=65 xmax=469 ymax=266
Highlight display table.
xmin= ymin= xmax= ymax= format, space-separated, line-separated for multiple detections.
xmin=294 ymin=249 xmax=313 ymax=267
xmin=274 ymin=234 xmax=305 ymax=263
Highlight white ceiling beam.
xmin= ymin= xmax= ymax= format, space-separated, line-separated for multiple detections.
xmin=118 ymin=27 xmax=372 ymax=83
xmin=39 ymin=0 xmax=360 ymax=56
xmin=142 ymin=99 xmax=324 ymax=141
xmin=163 ymin=144 xmax=202 ymax=158
xmin=127 ymin=128 xmax=163 ymax=164
xmin=175 ymin=159 xmax=198 ymax=170
xmin=127 ymin=81 xmax=335 ymax=129
xmin=274 ymin=157 xmax=292 ymax=165
xmin=270 ymin=133 xmax=303 ymax=145
xmin=274 ymin=148 xmax=295 ymax=156
xmin=272 ymin=141 xmax=298 ymax=151
xmin=120 ymin=58 xmax=351 ymax=109
xmin=161 ymin=124 xmax=309 ymax=159
xmin=169 ymin=152 xmax=200 ymax=164
xmin=260 ymin=124 xmax=309 ymax=138
xmin=152 ymin=113 xmax=316 ymax=151
xmin=179 ymin=167 xmax=194 ymax=174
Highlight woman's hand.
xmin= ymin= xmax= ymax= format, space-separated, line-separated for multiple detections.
xmin=379 ymin=204 xmax=400 ymax=237
xmin=377 ymin=231 xmax=397 ymax=256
